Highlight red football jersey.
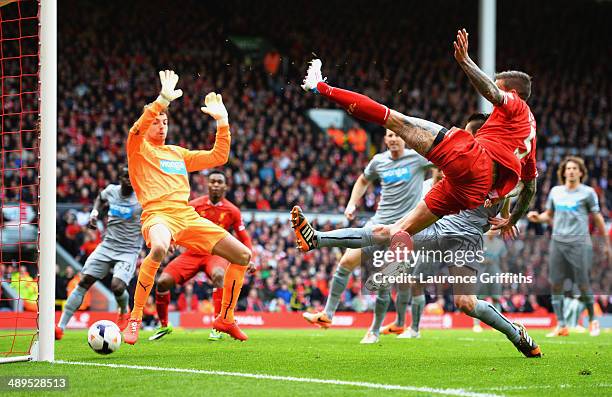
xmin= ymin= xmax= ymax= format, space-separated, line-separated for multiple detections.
xmin=475 ymin=90 xmax=538 ymax=198
xmin=189 ymin=195 xmax=246 ymax=234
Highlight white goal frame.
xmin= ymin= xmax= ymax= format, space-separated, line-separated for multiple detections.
xmin=0 ymin=0 xmax=56 ymax=364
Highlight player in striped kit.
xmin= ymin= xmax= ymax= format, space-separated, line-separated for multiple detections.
xmin=528 ymin=156 xmax=610 ymax=337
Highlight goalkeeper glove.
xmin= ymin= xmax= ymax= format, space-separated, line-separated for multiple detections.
xmin=200 ymin=92 xmax=229 ymax=126
xmin=156 ymin=69 xmax=183 ymax=107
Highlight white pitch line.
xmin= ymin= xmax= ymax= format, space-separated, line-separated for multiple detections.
xmin=54 ymin=360 xmax=501 ymax=397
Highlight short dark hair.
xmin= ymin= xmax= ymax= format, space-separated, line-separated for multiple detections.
xmin=466 ymin=112 xmax=489 ymax=125
xmin=465 ymin=112 xmax=489 ymax=134
xmin=208 ymin=169 xmax=226 ymax=180
xmin=495 ymin=70 xmax=532 ymax=100
xmin=557 ymin=156 xmax=588 ymax=184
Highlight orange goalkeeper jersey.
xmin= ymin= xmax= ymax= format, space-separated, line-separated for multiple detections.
xmin=127 ymin=101 xmax=231 ymax=209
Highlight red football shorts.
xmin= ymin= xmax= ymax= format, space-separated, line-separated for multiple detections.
xmin=424 ymin=128 xmax=494 ymax=217
xmin=163 ymin=251 xmax=229 ymax=285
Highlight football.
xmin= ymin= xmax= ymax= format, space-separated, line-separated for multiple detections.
xmin=87 ymin=320 xmax=122 ymax=355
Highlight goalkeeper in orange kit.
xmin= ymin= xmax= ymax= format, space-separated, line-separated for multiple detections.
xmin=124 ymin=70 xmax=251 ymax=344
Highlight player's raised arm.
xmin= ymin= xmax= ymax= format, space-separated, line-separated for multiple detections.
xmin=182 ymin=92 xmax=231 ymax=171
xmin=127 ymin=70 xmax=183 ymax=153
xmin=453 ymin=29 xmax=504 ymax=106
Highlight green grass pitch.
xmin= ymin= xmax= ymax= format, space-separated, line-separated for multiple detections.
xmin=1 ymin=328 xmax=610 ymax=396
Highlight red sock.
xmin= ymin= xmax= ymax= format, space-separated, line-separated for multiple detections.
xmin=212 ymin=288 xmax=223 ymax=318
xmin=155 ymin=290 xmax=170 ymax=327
xmin=317 ymin=82 xmax=390 ymax=125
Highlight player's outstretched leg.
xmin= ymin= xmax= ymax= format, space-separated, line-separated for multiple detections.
xmin=456 ymin=295 xmax=541 ymax=357
xmin=291 ymin=206 xmax=386 ymax=252
xmin=56 ymin=274 xmax=97 ymax=340
xmin=302 ymin=58 xmax=446 ymax=157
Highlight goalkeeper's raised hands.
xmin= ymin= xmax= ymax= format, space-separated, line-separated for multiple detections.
xmin=156 ymin=70 xmax=183 ymax=107
xmin=201 ymin=92 xmax=229 ymax=127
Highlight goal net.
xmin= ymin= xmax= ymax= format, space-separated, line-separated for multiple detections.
xmin=0 ymin=0 xmax=55 ymax=363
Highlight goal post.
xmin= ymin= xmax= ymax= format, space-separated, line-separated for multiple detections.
xmin=0 ymin=0 xmax=55 ymax=364
xmin=38 ymin=0 xmax=57 ymax=363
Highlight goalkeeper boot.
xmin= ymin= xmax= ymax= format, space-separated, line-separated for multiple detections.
xmin=301 ymin=59 xmax=325 ymax=92
xmin=208 ymin=329 xmax=223 ymax=341
xmin=512 ymin=322 xmax=541 ymax=358
xmin=213 ymin=317 xmax=248 ymax=341
xmin=302 ymin=311 xmax=332 ymax=329
xmin=381 ymin=322 xmax=405 ymax=335
xmin=148 ymin=324 xmax=174 ymax=341
xmin=291 ymin=206 xmax=317 ymax=252
xmin=123 ymin=318 xmax=142 ymax=345
xmin=55 ymin=325 xmax=64 ymax=341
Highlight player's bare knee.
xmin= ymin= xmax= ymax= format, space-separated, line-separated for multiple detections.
xmin=455 ymin=295 xmax=476 ymax=313
xmin=149 ymin=242 xmax=168 ymax=262
xmin=236 ymin=247 xmax=251 ymax=266
xmin=156 ymin=273 xmax=174 ymax=293
xmin=110 ymin=278 xmax=126 ymax=295
xmin=78 ymin=274 xmax=97 ymax=290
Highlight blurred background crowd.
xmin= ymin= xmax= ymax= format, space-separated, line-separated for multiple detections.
xmin=2 ymin=0 xmax=611 ymax=317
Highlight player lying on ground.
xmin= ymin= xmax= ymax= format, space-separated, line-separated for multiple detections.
xmin=304 ymin=129 xmax=429 ymax=330
xmin=124 ymin=70 xmax=251 ymax=344
xmin=295 ymin=29 xmax=536 ymax=250
xmin=528 ymin=156 xmax=610 ymax=338
xmin=150 ymin=170 xmax=256 ymax=341
xmin=56 ymin=166 xmax=142 ymax=339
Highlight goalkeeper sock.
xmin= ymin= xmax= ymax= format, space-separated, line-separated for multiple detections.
xmin=317 ymin=227 xmax=377 ymax=249
xmin=155 ymin=290 xmax=170 ymax=328
xmin=467 ymin=300 xmax=520 ymax=343
xmin=115 ymin=289 xmax=129 ymax=315
xmin=212 ymin=288 xmax=223 ymax=318
xmin=317 ymin=82 xmax=390 ymax=125
xmin=59 ymin=285 xmax=87 ymax=330
xmin=324 ymin=266 xmax=351 ymax=319
xmin=551 ymin=294 xmax=566 ymax=327
xmin=370 ymin=288 xmax=391 ymax=336
xmin=395 ymin=288 xmax=411 ymax=327
xmin=131 ymin=256 xmax=161 ymax=320
xmin=411 ymin=294 xmax=425 ymax=332
xmin=220 ymin=264 xmax=246 ymax=323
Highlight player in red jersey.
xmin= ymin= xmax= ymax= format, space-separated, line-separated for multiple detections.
xmin=149 ymin=170 xmax=255 ymax=341
xmin=293 ymin=29 xmax=537 ymax=252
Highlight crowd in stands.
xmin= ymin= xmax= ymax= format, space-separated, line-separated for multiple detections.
xmin=5 ymin=0 xmax=612 ymax=317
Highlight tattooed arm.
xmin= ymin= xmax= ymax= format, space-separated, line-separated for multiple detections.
xmin=509 ymin=178 xmax=537 ymax=226
xmin=453 ymin=29 xmax=504 ymax=106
